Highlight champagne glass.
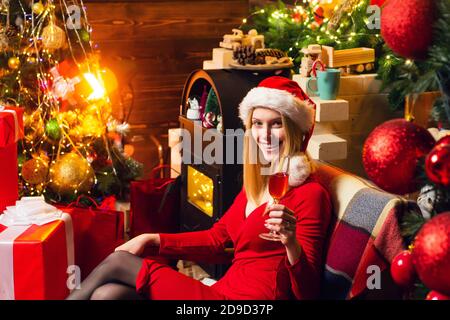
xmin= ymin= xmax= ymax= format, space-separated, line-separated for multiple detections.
xmin=259 ymin=157 xmax=290 ymax=241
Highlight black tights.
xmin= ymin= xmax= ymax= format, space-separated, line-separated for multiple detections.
xmin=66 ymin=251 xmax=144 ymax=300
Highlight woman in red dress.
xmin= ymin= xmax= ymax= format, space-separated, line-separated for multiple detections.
xmin=67 ymin=76 xmax=332 ymax=300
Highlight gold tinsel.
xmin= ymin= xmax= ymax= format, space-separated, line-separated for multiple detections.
xmin=49 ymin=152 xmax=95 ymax=195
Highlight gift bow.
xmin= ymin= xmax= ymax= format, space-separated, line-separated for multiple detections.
xmin=0 ymin=105 xmax=20 ymax=143
xmin=0 ymin=197 xmax=74 ymax=300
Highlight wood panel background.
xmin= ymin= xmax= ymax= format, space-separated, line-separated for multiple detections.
xmin=84 ymin=0 xmax=249 ymax=176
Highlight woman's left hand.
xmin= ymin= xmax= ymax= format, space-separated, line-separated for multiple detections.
xmin=264 ymin=204 xmax=297 ymax=246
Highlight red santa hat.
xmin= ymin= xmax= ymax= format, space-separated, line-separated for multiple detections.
xmin=239 ymin=76 xmax=316 ymax=152
xmin=239 ymin=76 xmax=317 ymax=187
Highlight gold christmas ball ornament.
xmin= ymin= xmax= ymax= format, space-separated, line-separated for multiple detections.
xmin=8 ymin=57 xmax=20 ymax=69
xmin=49 ymin=153 xmax=95 ymax=195
xmin=21 ymin=158 xmax=49 ymax=185
xmin=42 ymin=23 xmax=66 ymax=50
xmin=32 ymin=2 xmax=45 ymax=15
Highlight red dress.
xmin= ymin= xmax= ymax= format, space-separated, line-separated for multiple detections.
xmin=135 ymin=176 xmax=332 ymax=300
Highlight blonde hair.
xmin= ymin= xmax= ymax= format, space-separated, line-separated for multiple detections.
xmin=243 ymin=108 xmax=315 ymax=206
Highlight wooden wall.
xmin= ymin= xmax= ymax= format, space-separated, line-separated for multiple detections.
xmin=85 ymin=0 xmax=249 ymax=175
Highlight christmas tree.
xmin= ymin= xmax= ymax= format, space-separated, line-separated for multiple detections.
xmin=375 ymin=0 xmax=450 ymax=300
xmin=0 ymin=0 xmax=142 ymax=204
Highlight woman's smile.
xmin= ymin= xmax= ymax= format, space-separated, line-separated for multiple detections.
xmin=251 ymin=107 xmax=286 ymax=162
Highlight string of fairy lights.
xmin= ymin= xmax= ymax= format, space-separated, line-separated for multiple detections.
xmin=1 ymin=0 xmax=124 ymax=200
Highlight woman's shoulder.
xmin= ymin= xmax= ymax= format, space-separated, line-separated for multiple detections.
xmin=286 ymin=175 xmax=332 ymax=213
xmin=290 ymin=174 xmax=330 ymax=198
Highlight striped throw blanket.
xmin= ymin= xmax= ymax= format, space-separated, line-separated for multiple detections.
xmin=314 ymin=162 xmax=406 ymax=299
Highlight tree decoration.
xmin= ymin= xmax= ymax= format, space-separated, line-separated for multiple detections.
xmin=45 ymin=118 xmax=62 ymax=141
xmin=41 ymin=22 xmax=66 ymax=50
xmin=412 ymin=212 xmax=450 ymax=296
xmin=21 ymin=158 xmax=49 ymax=185
xmin=320 ymin=0 xmax=341 ymax=19
xmin=381 ymin=0 xmax=435 ymax=60
xmin=370 ymin=0 xmax=386 ymax=6
xmin=362 ymin=119 xmax=436 ymax=194
xmin=32 ymin=2 xmax=45 ymax=15
xmin=377 ymin=0 xmax=450 ymax=129
xmin=390 ymin=250 xmax=416 ymax=288
xmin=327 ymin=0 xmax=360 ymax=30
xmin=426 ymin=291 xmax=450 ymax=300
xmin=436 ymin=135 xmax=450 ymax=148
xmin=8 ymin=56 xmax=20 ymax=69
xmin=80 ymin=28 xmax=90 ymax=43
xmin=49 ymin=153 xmax=95 ymax=196
xmin=425 ymin=142 xmax=450 ymax=187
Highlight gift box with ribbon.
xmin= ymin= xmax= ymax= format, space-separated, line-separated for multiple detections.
xmin=0 ymin=106 xmax=24 ymax=212
xmin=0 ymin=197 xmax=74 ymax=300
xmin=56 ymin=196 xmax=125 ymax=280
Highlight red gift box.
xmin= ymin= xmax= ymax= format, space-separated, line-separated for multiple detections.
xmin=0 ymin=106 xmax=24 ymax=212
xmin=0 ymin=215 xmax=74 ymax=300
xmin=57 ymin=202 xmax=125 ymax=280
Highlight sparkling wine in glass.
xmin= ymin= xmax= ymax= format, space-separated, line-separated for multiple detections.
xmin=259 ymin=157 xmax=290 ymax=241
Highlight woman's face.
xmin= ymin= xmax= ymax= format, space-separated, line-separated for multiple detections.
xmin=251 ymin=107 xmax=286 ymax=162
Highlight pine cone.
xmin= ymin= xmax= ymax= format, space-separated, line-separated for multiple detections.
xmin=256 ymin=48 xmax=287 ymax=60
xmin=233 ymin=45 xmax=256 ymax=65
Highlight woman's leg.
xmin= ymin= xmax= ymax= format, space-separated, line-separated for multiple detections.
xmin=66 ymin=251 xmax=143 ymax=300
xmin=90 ymin=283 xmax=145 ymax=300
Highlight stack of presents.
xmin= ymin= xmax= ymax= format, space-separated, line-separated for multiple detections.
xmin=0 ymin=106 xmax=127 ymax=300
xmin=0 ymin=105 xmax=179 ymax=299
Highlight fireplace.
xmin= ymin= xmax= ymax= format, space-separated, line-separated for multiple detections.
xmin=178 ymin=68 xmax=290 ymax=278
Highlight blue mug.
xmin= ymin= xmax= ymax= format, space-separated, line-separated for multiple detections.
xmin=306 ymin=61 xmax=341 ymax=100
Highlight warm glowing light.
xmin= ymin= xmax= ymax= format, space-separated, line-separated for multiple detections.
xmin=83 ymin=72 xmax=106 ymax=100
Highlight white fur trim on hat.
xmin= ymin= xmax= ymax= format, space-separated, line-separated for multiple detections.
xmin=288 ymin=154 xmax=311 ymax=187
xmin=239 ymin=87 xmax=315 ymax=134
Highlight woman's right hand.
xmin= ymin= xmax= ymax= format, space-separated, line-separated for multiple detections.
xmin=114 ymin=233 xmax=160 ymax=256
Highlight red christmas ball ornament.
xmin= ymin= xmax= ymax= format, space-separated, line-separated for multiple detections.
xmin=425 ymin=144 xmax=450 ymax=186
xmin=370 ymin=0 xmax=386 ymax=6
xmin=412 ymin=212 xmax=450 ymax=295
xmin=390 ymin=250 xmax=416 ymax=288
xmin=426 ymin=290 xmax=450 ymax=300
xmin=436 ymin=135 xmax=450 ymax=148
xmin=362 ymin=119 xmax=435 ymax=194
xmin=381 ymin=0 xmax=435 ymax=60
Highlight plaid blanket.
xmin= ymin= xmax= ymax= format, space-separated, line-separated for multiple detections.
xmin=314 ymin=162 xmax=406 ymax=300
